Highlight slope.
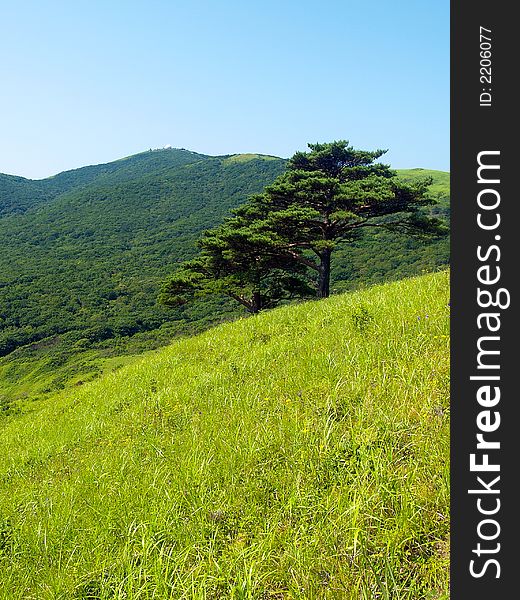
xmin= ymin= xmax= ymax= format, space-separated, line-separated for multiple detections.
xmin=332 ymin=169 xmax=449 ymax=293
xmin=0 ymin=151 xmax=287 ymax=356
xmin=39 ymin=148 xmax=213 ymax=198
xmin=0 ymin=271 xmax=450 ymax=599
xmin=397 ymin=169 xmax=450 ymax=200
xmin=0 ymin=174 xmax=50 ymax=216
xmin=0 ymin=157 xmax=449 ymax=409
xmin=0 ymin=148 xmax=212 ymax=216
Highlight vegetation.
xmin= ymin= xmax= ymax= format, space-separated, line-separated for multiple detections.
xmin=0 ymin=271 xmax=450 ymax=599
xmin=0 ymin=149 xmax=449 ymax=406
xmin=159 ymin=207 xmax=315 ymax=314
xmin=0 ymin=150 xmax=285 ymax=356
xmin=161 ymin=142 xmax=447 ymax=311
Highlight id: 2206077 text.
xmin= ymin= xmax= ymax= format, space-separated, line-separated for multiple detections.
xmin=480 ymin=26 xmax=493 ymax=107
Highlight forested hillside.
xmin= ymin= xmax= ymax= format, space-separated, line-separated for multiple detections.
xmin=0 ymin=150 xmax=449 ymax=407
xmin=0 ymin=151 xmax=286 ymax=356
xmin=0 ymin=149 xmax=210 ymax=216
xmin=332 ymin=169 xmax=449 ymax=292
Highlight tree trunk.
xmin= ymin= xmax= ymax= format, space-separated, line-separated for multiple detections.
xmin=317 ymin=248 xmax=332 ymax=298
xmin=250 ymin=290 xmax=262 ymax=314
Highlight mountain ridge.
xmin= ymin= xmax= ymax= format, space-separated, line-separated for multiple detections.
xmin=0 ymin=148 xmax=216 ymax=216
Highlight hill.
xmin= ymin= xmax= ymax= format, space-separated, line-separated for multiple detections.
xmin=0 ymin=174 xmax=50 ymax=216
xmin=0 ymin=152 xmax=449 ymax=407
xmin=332 ymin=169 xmax=449 ymax=293
xmin=396 ymin=169 xmax=450 ymax=198
xmin=0 ymin=149 xmax=213 ymax=216
xmin=0 ymin=271 xmax=450 ymax=599
xmin=0 ymin=150 xmax=286 ymax=354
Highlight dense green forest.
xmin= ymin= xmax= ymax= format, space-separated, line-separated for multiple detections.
xmin=0 ymin=151 xmax=286 ymax=354
xmin=0 ymin=149 xmax=449 ymax=408
xmin=0 ymin=149 xmax=212 ymax=216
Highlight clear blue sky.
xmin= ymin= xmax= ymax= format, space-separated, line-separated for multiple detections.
xmin=1 ymin=0 xmax=449 ymax=179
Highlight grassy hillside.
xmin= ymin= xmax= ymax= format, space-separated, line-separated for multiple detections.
xmin=0 ymin=154 xmax=449 ymax=409
xmin=0 ymin=271 xmax=450 ymax=599
xmin=396 ymin=169 xmax=450 ymax=200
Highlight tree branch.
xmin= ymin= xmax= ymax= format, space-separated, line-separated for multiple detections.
xmin=284 ymin=249 xmax=320 ymax=271
xmin=226 ymin=291 xmax=253 ymax=311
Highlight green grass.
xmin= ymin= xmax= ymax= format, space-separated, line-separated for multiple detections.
xmin=0 ymin=271 xmax=450 ymax=599
xmin=0 ymin=343 xmax=144 ymax=415
xmin=0 ymin=321 xmax=219 ymax=415
xmin=396 ymin=169 xmax=450 ymax=200
xmin=0 ymin=159 xmax=448 ymax=408
xmin=222 ymin=154 xmax=281 ymax=164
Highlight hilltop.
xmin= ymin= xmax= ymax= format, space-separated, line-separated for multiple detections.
xmin=0 ymin=271 xmax=450 ymax=599
xmin=397 ymin=169 xmax=450 ymax=196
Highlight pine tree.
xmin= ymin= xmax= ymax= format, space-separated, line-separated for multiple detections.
xmin=161 ymin=140 xmax=447 ymax=312
xmin=245 ymin=141 xmax=447 ymax=298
